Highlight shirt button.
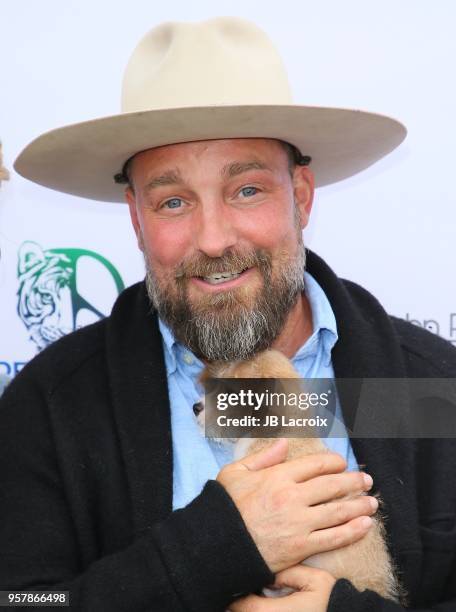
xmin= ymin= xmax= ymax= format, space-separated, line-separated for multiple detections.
xmin=183 ymin=353 xmax=194 ymax=365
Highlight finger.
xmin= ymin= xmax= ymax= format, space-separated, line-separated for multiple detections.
xmin=274 ymin=564 xmax=331 ymax=591
xmin=301 ymin=470 xmax=373 ymax=506
xmin=305 ymin=514 xmax=374 ymax=557
xmin=237 ymin=438 xmax=289 ymax=471
xmin=228 ymin=593 xmax=270 ymax=611
xmin=274 ymin=451 xmax=347 ymax=483
xmin=307 ymin=495 xmax=378 ymax=531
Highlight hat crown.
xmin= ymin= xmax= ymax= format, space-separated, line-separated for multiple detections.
xmin=15 ymin=16 xmax=406 ymax=202
xmin=121 ymin=17 xmax=292 ymax=112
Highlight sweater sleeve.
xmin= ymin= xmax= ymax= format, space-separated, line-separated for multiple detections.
xmin=0 ymin=377 xmax=273 ymax=612
xmin=328 ymin=578 xmax=456 ymax=611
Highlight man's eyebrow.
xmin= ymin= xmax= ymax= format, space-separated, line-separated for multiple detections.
xmin=222 ymin=160 xmax=272 ymax=178
xmin=142 ymin=160 xmax=271 ymax=192
xmin=143 ymin=169 xmax=183 ymax=193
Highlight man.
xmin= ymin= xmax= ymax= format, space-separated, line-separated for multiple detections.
xmin=4 ymin=16 xmax=456 ymax=612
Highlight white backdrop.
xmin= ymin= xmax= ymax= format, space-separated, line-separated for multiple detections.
xmin=1 ymin=0 xmax=455 ymax=376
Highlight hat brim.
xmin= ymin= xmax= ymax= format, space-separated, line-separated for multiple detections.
xmin=14 ymin=105 xmax=406 ymax=203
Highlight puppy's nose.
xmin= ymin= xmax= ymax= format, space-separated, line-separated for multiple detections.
xmin=193 ymin=401 xmax=203 ymax=416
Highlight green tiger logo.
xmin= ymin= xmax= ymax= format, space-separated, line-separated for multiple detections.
xmin=17 ymin=241 xmax=124 ymax=351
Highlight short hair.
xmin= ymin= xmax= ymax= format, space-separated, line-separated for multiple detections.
xmin=114 ymin=140 xmax=311 ymax=190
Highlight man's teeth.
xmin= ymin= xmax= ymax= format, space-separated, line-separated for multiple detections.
xmin=202 ymin=270 xmax=244 ymax=284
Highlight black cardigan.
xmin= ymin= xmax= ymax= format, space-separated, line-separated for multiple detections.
xmin=1 ymin=250 xmax=456 ymax=611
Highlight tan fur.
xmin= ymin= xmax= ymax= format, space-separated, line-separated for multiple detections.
xmin=201 ymin=349 xmax=406 ymax=603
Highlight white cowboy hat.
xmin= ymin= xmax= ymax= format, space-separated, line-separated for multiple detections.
xmin=14 ymin=16 xmax=406 ymax=203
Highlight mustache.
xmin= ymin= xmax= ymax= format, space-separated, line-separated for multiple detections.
xmin=174 ymin=249 xmax=271 ymax=279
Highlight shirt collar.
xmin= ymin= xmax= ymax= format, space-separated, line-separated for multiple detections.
xmin=158 ymin=318 xmax=205 ymax=377
xmin=293 ymin=270 xmax=338 ymax=366
xmin=158 ymin=269 xmax=338 ymax=373
xmin=158 ymin=317 xmax=179 ymax=375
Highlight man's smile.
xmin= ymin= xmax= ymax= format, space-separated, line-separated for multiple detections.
xmin=189 ymin=266 xmax=256 ymax=292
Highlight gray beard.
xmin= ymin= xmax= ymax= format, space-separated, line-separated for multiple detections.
xmin=144 ymin=243 xmax=306 ymax=362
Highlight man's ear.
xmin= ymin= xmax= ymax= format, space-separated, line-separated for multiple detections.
xmin=293 ymin=166 xmax=315 ymax=229
xmin=125 ymin=187 xmax=144 ymax=251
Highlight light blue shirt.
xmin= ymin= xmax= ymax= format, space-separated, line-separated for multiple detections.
xmin=159 ymin=271 xmax=359 ymax=510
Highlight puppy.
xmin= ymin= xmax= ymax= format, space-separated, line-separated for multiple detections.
xmin=197 ymin=349 xmax=405 ymax=603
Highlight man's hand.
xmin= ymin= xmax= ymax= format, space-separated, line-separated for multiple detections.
xmin=228 ymin=565 xmax=336 ymax=612
xmin=217 ymin=439 xmax=376 ymax=573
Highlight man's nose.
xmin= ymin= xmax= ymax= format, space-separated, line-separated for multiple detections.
xmin=194 ymin=201 xmax=237 ymax=257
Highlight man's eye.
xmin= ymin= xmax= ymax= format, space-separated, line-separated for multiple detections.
xmin=163 ymin=198 xmax=183 ymax=209
xmin=239 ymin=186 xmax=258 ymax=198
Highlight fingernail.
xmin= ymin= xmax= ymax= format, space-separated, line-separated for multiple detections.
xmin=363 ymin=473 xmax=373 ymax=488
xmin=369 ymin=496 xmax=379 ymax=511
xmin=361 ymin=516 xmax=373 ymax=528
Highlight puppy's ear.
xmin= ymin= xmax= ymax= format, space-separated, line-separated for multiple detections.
xmin=199 ymin=364 xmax=222 ymax=382
xmin=201 ymin=361 xmax=235 ymax=380
xmin=199 ymin=368 xmax=210 ymax=384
